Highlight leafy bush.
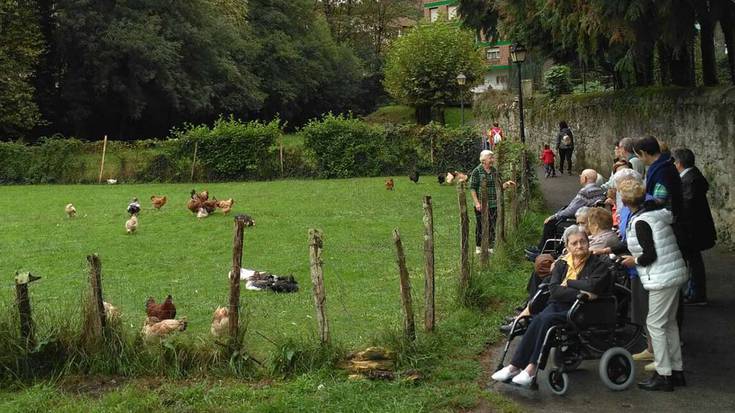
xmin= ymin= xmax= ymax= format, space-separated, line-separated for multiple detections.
xmin=28 ymin=137 xmax=86 ymax=183
xmin=0 ymin=141 xmax=34 ymax=183
xmin=172 ymin=116 xmax=281 ymax=181
xmin=572 ymin=79 xmax=607 ymax=94
xmin=301 ymin=113 xmax=413 ymax=178
xmin=544 ymin=65 xmax=572 ymax=98
xmin=418 ymin=123 xmax=480 ymax=174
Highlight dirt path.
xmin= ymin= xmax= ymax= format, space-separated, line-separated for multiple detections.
xmin=480 ymin=167 xmax=735 ymax=412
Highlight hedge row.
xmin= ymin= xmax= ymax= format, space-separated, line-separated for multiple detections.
xmin=0 ymin=116 xmax=485 ymax=184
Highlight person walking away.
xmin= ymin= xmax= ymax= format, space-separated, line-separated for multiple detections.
xmin=617 ymin=180 xmax=687 ymax=392
xmin=486 ymin=122 xmax=504 ymax=151
xmin=540 ymin=144 xmax=556 ymax=178
xmin=469 ymin=150 xmax=515 ymax=254
xmin=672 ymin=148 xmax=716 ymax=306
xmin=556 ymin=121 xmax=574 ymax=175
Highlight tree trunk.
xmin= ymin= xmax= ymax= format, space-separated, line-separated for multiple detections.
xmin=657 ymin=43 xmax=672 ymax=85
xmin=722 ymin=5 xmax=735 ymax=85
xmin=669 ymin=45 xmax=695 ymax=87
xmin=431 ymin=105 xmax=445 ymax=125
xmin=699 ymin=16 xmax=719 ymax=85
xmin=416 ymin=105 xmax=432 ymax=125
xmin=633 ymin=39 xmax=655 ymax=86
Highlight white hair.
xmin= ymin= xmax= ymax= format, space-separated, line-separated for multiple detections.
xmin=562 ymin=224 xmax=588 ymax=245
xmin=613 ymin=168 xmax=642 ymax=187
xmin=575 ymin=206 xmax=590 ymax=219
xmin=479 ymin=150 xmax=494 ymax=162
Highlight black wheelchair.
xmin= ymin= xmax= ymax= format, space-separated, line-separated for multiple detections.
xmin=496 ymin=256 xmax=644 ymax=395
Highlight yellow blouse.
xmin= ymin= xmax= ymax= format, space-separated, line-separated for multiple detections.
xmin=561 ymin=254 xmax=587 ymax=287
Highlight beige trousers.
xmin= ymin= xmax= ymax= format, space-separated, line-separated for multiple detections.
xmin=647 ymin=285 xmax=684 ymax=376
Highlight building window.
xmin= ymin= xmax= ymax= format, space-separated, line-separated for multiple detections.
xmin=430 ymin=8 xmax=438 ymax=22
xmin=448 ymin=6 xmax=458 ymax=20
xmin=486 ymin=47 xmax=501 ymax=61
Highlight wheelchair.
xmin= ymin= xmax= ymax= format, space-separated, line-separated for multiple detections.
xmin=496 ymin=256 xmax=644 ymax=395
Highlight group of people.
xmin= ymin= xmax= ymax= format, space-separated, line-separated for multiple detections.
xmin=487 ymin=131 xmax=716 ymax=393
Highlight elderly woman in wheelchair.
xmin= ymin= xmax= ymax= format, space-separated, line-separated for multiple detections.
xmin=492 ymin=225 xmax=635 ymax=393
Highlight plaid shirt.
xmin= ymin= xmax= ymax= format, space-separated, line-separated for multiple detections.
xmin=469 ymin=164 xmax=498 ymax=208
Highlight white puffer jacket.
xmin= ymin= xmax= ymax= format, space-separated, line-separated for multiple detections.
xmin=626 ymin=208 xmax=688 ymax=291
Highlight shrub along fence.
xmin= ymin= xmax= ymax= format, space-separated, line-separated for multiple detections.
xmin=0 ymin=115 xmax=485 ymax=184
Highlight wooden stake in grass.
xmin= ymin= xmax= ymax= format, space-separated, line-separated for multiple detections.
xmin=308 ymin=229 xmax=330 ymax=345
xmin=85 ymin=254 xmax=106 ymax=340
xmin=97 ymin=134 xmax=108 ymax=184
xmin=457 ymin=182 xmax=470 ymax=299
xmin=392 ymin=229 xmax=415 ymax=341
xmin=422 ymin=196 xmax=435 ymax=332
xmin=15 ymin=272 xmax=41 ymax=349
xmin=190 ymin=141 xmax=199 ymax=182
xmin=279 ymin=141 xmax=285 ymax=178
xmin=480 ymin=176 xmax=490 ymax=267
xmin=229 ymin=215 xmax=247 ymax=349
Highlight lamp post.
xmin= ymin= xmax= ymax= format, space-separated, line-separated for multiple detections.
xmin=510 ymin=43 xmax=527 ymax=143
xmin=456 ymin=73 xmax=466 ymax=126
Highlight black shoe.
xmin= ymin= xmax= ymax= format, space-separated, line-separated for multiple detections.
xmin=638 ymin=372 xmax=673 ymax=392
xmin=525 ymin=246 xmax=540 ymax=254
xmin=499 ymin=323 xmax=512 ymax=335
xmin=671 ymin=370 xmax=686 ymax=387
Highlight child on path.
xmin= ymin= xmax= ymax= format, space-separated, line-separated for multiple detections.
xmin=540 ymin=144 xmax=556 ymax=178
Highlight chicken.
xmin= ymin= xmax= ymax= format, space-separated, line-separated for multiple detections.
xmin=151 ymin=195 xmax=167 ymax=210
xmin=145 ymin=295 xmax=176 ymax=320
xmin=197 ymin=207 xmax=209 ymax=219
xmin=65 ymin=203 xmax=77 ymax=218
xmin=127 ymin=198 xmax=141 ymax=215
xmin=191 ymin=189 xmax=208 ymax=202
xmin=385 ymin=178 xmax=394 ymax=191
xmin=104 ymin=301 xmax=121 ymax=320
xmin=187 ymin=197 xmax=202 ymax=213
xmin=217 ymin=198 xmax=235 ymax=215
xmin=445 ymin=172 xmax=455 ymax=184
xmin=409 ymin=170 xmax=419 ymax=183
xmin=125 ymin=215 xmax=138 ymax=234
xmin=453 ymin=171 xmax=468 ymax=183
xmin=202 ymin=198 xmax=218 ymax=214
xmin=142 ymin=316 xmax=187 ymax=341
xmin=210 ymin=307 xmax=229 ymax=337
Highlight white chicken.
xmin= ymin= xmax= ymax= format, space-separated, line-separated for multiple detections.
xmin=65 ymin=203 xmax=77 ymax=218
xmin=141 ymin=316 xmax=188 ymax=341
xmin=210 ymin=307 xmax=229 ymax=337
xmin=125 ymin=215 xmax=138 ymax=234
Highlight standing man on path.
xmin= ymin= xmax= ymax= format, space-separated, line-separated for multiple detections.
xmin=556 ymin=121 xmax=574 ymax=175
xmin=672 ymin=148 xmax=716 ymax=305
xmin=470 ymin=150 xmax=515 ymax=254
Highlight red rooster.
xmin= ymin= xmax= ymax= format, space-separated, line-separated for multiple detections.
xmin=145 ymin=295 xmax=177 ymax=320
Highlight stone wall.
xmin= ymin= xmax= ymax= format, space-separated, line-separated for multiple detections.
xmin=483 ymin=87 xmax=735 ymax=246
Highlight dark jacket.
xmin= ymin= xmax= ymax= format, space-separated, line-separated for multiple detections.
xmin=553 ymin=183 xmax=606 ymax=220
xmin=556 ymin=127 xmax=574 ymax=150
xmin=680 ymin=166 xmax=716 ymax=251
xmin=645 ymin=153 xmax=683 ymax=219
xmin=548 ymin=254 xmax=613 ymax=303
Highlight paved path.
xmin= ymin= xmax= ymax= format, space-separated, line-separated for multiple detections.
xmin=483 ymin=167 xmax=735 ymax=412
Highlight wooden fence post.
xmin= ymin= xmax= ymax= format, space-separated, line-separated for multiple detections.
xmin=97 ymin=135 xmax=108 ymax=184
xmin=457 ymin=183 xmax=470 ymax=300
xmin=190 ymin=141 xmax=199 ymax=182
xmin=480 ymin=176 xmax=490 ymax=267
xmin=422 ymin=196 xmax=435 ymax=332
xmin=229 ymin=215 xmax=247 ymax=350
xmin=495 ymin=171 xmax=506 ymax=245
xmin=392 ymin=229 xmax=416 ymax=341
xmin=279 ymin=141 xmax=285 ymax=178
xmin=308 ymin=229 xmax=330 ymax=345
xmin=511 ymin=163 xmax=520 ymax=229
xmin=86 ymin=254 xmax=106 ymax=338
xmin=15 ymin=272 xmax=41 ymax=349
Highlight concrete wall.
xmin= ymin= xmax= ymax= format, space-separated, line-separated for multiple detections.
xmin=486 ymin=87 xmax=735 ymax=245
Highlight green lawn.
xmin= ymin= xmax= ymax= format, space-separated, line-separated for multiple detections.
xmin=0 ymin=178 xmax=539 ymax=412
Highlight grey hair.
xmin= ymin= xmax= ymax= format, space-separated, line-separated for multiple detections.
xmin=562 ymin=224 xmax=588 ymax=245
xmin=575 ymin=206 xmax=590 ymax=219
xmin=619 ymin=137 xmax=635 ymax=153
xmin=479 ymin=149 xmax=494 ymax=162
xmin=613 ymin=168 xmax=642 ymax=187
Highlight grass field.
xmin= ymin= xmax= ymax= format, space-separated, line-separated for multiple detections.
xmin=0 ymin=177 xmax=541 ymax=412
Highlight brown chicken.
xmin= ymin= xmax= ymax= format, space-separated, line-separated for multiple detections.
xmin=385 ymin=178 xmax=394 ymax=191
xmin=210 ymin=307 xmax=229 ymax=337
xmin=151 ymin=195 xmax=167 ymax=210
xmin=217 ymin=198 xmax=235 ymax=215
xmin=202 ymin=198 xmax=218 ymax=214
xmin=142 ymin=316 xmax=187 ymax=341
xmin=145 ymin=295 xmax=176 ymax=320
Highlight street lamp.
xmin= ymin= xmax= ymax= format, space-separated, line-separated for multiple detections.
xmin=456 ymin=73 xmax=466 ymax=126
xmin=510 ymin=43 xmax=527 ymax=143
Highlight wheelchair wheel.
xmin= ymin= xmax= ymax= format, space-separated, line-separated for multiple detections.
xmin=552 ymin=347 xmax=582 ymax=372
xmin=547 ymin=368 xmax=569 ymax=396
xmin=599 ymin=347 xmax=635 ymax=391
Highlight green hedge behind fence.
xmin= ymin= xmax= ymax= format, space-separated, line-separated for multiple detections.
xmin=0 ymin=115 xmax=487 ymax=184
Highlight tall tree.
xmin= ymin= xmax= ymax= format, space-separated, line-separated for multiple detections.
xmin=383 ymin=22 xmax=484 ymax=124
xmin=0 ymin=0 xmax=43 ymax=139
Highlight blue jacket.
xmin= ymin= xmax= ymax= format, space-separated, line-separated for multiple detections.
xmin=644 ymin=153 xmax=682 ymax=219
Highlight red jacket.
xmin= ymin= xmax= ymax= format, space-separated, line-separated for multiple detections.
xmin=541 ymin=149 xmax=555 ymax=165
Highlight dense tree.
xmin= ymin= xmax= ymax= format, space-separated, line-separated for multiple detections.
xmin=249 ymin=0 xmax=363 ymax=126
xmin=0 ymin=0 xmax=43 ymax=139
xmin=383 ymin=22 xmax=484 ymax=124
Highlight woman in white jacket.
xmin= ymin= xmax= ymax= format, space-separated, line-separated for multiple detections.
xmin=617 ymin=180 xmax=688 ymax=392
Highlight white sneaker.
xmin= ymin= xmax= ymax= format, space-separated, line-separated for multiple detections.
xmin=491 ymin=365 xmax=519 ymax=382
xmin=475 ymin=246 xmax=482 ymax=254
xmin=511 ymin=370 xmax=535 ymax=387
